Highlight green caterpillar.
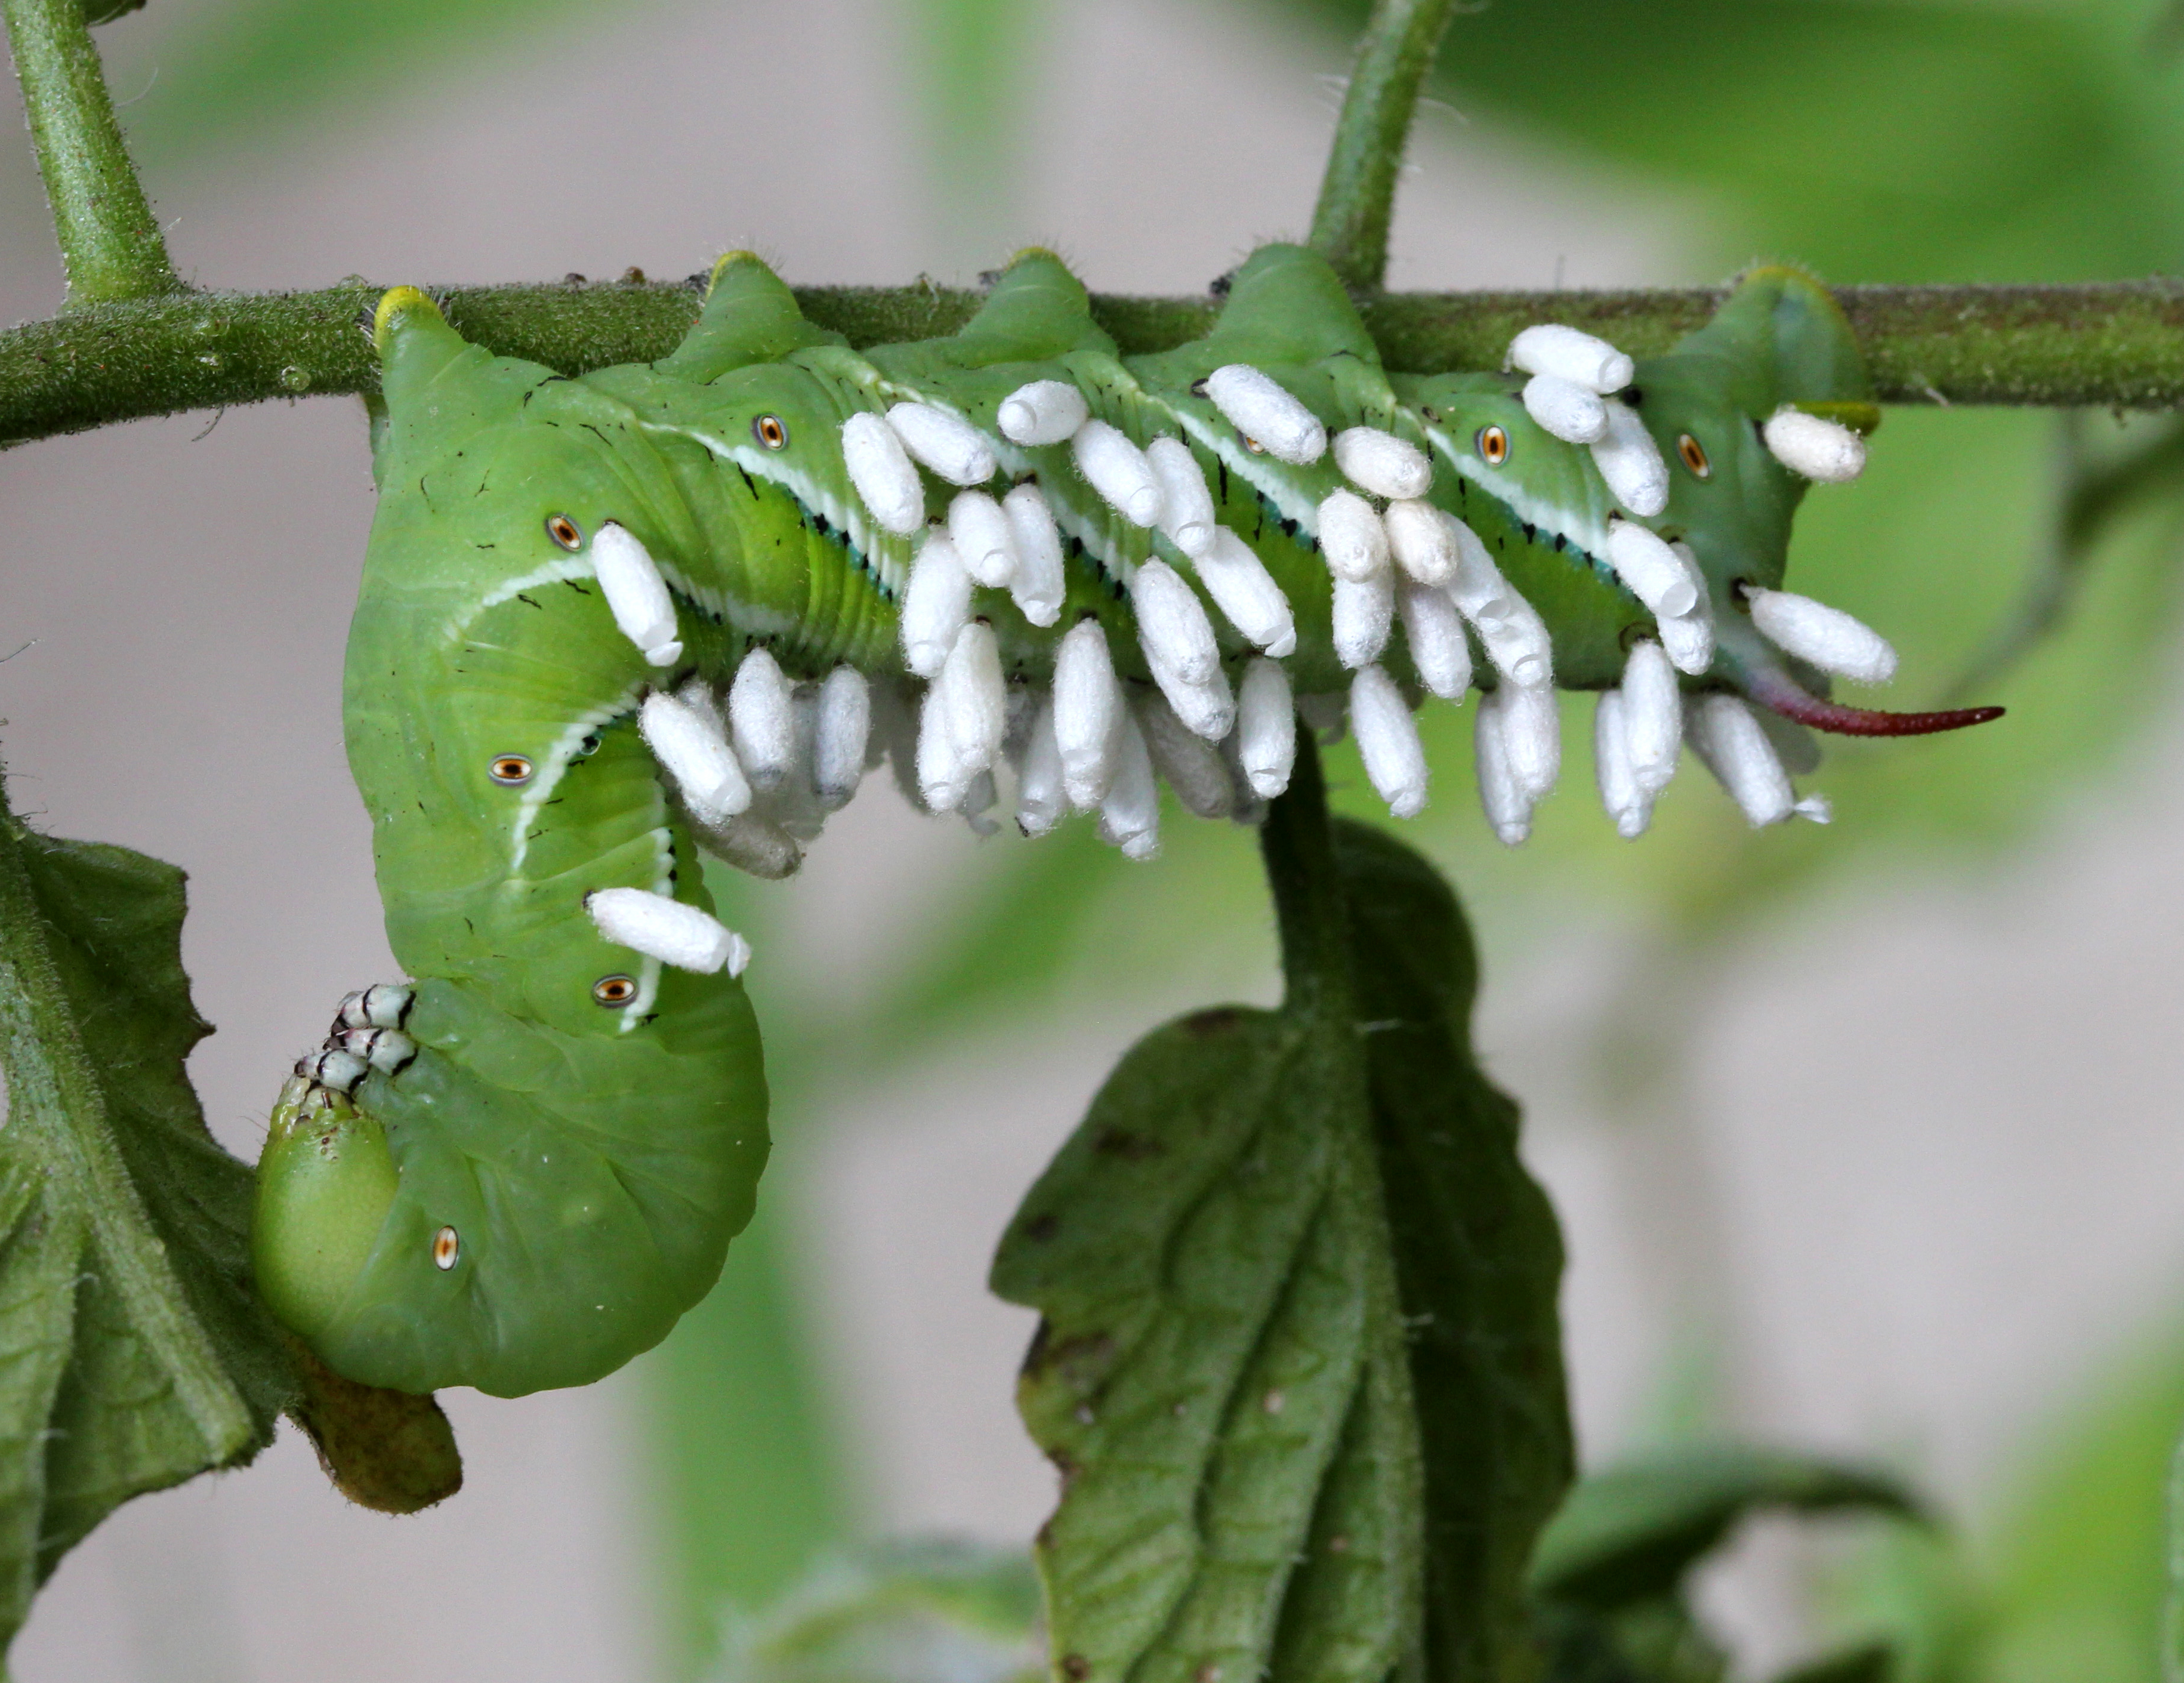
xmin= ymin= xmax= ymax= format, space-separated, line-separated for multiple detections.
xmin=252 ymin=242 xmax=1998 ymax=1398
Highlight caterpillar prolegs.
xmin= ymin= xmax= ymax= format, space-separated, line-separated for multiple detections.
xmin=251 ymin=243 xmax=2000 ymax=1396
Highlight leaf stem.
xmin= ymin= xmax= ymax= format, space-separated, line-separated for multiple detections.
xmin=4 ymin=278 xmax=2184 ymax=448
xmin=1260 ymin=731 xmax=1358 ymax=1029
xmin=1308 ymin=0 xmax=1466 ymax=292
xmin=2 ymin=0 xmax=180 ymax=306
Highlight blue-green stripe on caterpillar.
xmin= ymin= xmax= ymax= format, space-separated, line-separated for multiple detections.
xmin=251 ymin=242 xmax=2001 ymax=1398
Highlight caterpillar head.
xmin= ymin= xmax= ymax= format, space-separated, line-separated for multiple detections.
xmin=253 ymin=1072 xmax=399 ymax=1344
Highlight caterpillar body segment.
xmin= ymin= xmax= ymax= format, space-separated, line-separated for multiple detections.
xmin=255 ymin=245 xmax=1997 ymax=1396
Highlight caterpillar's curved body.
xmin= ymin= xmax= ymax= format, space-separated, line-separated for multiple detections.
xmin=254 ymin=243 xmax=1997 ymax=1396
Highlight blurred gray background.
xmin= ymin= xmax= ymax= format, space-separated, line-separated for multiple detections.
xmin=4 ymin=0 xmax=2183 ymax=1677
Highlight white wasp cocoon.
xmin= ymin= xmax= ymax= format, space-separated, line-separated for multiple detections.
xmin=1620 ymin=639 xmax=1682 ymax=797
xmin=1097 ymin=710 xmax=1161 ymax=861
xmin=900 ymin=531 xmax=973 ymax=679
xmin=1318 ymin=489 xmax=1392 ymax=583
xmin=1002 ymin=483 xmax=1066 ymax=627
xmin=1795 ymin=794 xmax=1834 ymax=824
xmin=729 ymin=647 xmax=796 ymax=792
xmin=1687 ymin=693 xmax=1794 ymax=827
xmin=588 ymin=887 xmax=747 ymax=975
xmin=948 ymin=490 xmax=1019 ymax=589
xmin=1130 ymin=559 xmax=1220 ymax=685
xmin=840 ymin=412 xmax=926 ymax=536
xmin=1237 ymin=658 xmax=1295 ymax=800
xmin=1146 ymin=649 xmax=1236 ymax=742
xmin=1500 ymin=680 xmax=1561 ymax=801
xmin=915 ymin=683 xmax=971 ymax=813
xmin=1332 ymin=427 xmax=1432 ymax=500
xmin=938 ymin=621 xmax=1007 ymax=773
xmin=1745 ymin=586 xmax=1897 ymax=684
xmin=813 ymin=665 xmax=871 ymax=808
xmin=1763 ymin=408 xmax=1867 ymax=483
xmin=698 ymin=810 xmax=803 ymax=881
xmin=1474 ymin=689 xmax=1534 ymax=847
xmin=1351 ymin=665 xmax=1428 ymax=819
xmin=1396 ymin=576 xmax=1474 ymax=701
xmin=1508 ymin=323 xmax=1634 ymax=395
xmin=1139 ymin=693 xmax=1235 ymax=819
xmin=1054 ymin=618 xmax=1125 ymax=809
xmin=1014 ymin=692 xmax=1066 ymax=837
xmin=1383 ymin=499 xmax=1458 ymax=588
xmin=997 ymin=379 xmax=1088 ymax=446
xmin=1606 ymin=520 xmax=1701 ymax=618
xmin=887 ymin=401 xmax=995 ymax=487
xmin=591 ymin=522 xmax=682 ymax=667
xmin=1195 ymin=526 xmax=1296 ymax=657
xmin=1593 ymin=689 xmax=1652 ymax=840
xmin=1205 ymin=364 xmax=1325 ymax=464
xmin=1333 ymin=568 xmax=1395 ymax=670
xmin=640 ymin=691 xmax=752 ymax=822
xmin=1073 ymin=420 xmax=1164 ymax=527
xmin=959 ymin=768 xmax=1001 ymax=838
xmin=1657 ymin=606 xmax=1716 ymax=677
xmin=1445 ymin=521 xmax=1555 ymax=689
xmin=1146 ymin=437 xmax=1216 ymax=557
xmin=1591 ymin=399 xmax=1670 ymax=517
xmin=1522 ymin=373 xmax=1609 ymax=445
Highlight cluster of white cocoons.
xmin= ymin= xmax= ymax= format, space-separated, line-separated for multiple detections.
xmin=1506 ymin=323 xmax=1667 ymax=518
xmin=805 ymin=352 xmax=1862 ymax=856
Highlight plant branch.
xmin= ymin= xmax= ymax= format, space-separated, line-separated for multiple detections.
xmin=4 ymin=278 xmax=2184 ymax=448
xmin=1308 ymin=0 xmax=1465 ymax=292
xmin=2 ymin=0 xmax=178 ymax=305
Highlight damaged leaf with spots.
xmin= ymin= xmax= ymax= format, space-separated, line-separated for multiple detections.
xmin=992 ymin=746 xmax=1572 ymax=1683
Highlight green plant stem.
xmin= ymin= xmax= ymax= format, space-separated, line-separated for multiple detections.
xmin=1260 ymin=732 xmax=1357 ymax=1027
xmin=4 ymin=278 xmax=2183 ymax=447
xmin=2 ymin=0 xmax=179 ymax=305
xmin=1309 ymin=0 xmax=1464 ymax=291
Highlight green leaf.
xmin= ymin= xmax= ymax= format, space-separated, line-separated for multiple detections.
xmin=1334 ymin=819 xmax=1575 ymax=1682
xmin=994 ymin=1001 xmax=1417 ymax=1683
xmin=79 ymin=0 xmax=144 ymax=23
xmin=0 ymin=781 xmax=294 ymax=1656
xmin=992 ymin=745 xmax=1571 ymax=1682
xmin=1531 ymin=1447 xmax=1926 ymax=1613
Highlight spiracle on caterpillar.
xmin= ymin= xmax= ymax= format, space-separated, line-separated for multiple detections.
xmin=250 ymin=240 xmax=2002 ymax=1399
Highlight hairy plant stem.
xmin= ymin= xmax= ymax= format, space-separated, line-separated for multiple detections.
xmin=4 ymin=278 xmax=2184 ymax=448
xmin=1309 ymin=0 xmax=1465 ymax=291
xmin=2 ymin=0 xmax=178 ymax=305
